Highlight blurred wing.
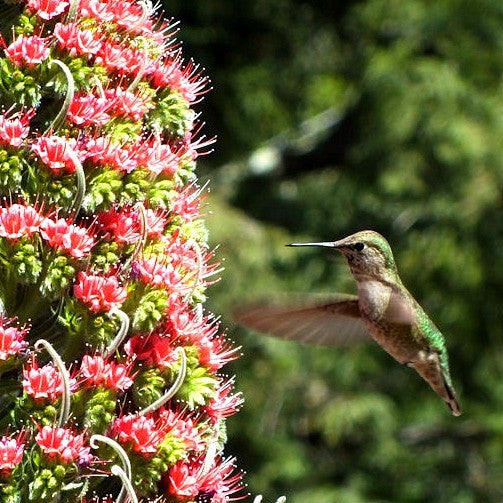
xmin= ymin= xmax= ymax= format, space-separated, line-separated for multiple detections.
xmin=234 ymin=295 xmax=371 ymax=347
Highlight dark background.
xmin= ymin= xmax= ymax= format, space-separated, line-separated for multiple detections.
xmin=164 ymin=1 xmax=503 ymax=501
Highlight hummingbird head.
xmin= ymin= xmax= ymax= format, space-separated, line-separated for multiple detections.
xmin=288 ymin=230 xmax=399 ymax=281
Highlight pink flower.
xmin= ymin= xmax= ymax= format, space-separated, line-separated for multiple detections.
xmin=171 ymin=187 xmax=202 ymax=222
xmin=135 ymin=257 xmax=184 ymax=293
xmin=40 ymin=218 xmax=95 ymax=259
xmin=4 ymin=35 xmax=49 ymax=66
xmin=104 ymin=361 xmax=134 ymax=392
xmin=144 ymin=209 xmax=167 ymax=238
xmin=152 ymin=55 xmax=209 ymax=104
xmin=22 ymin=359 xmax=76 ymax=402
xmin=96 ymin=41 xmax=154 ymax=76
xmin=67 ymin=92 xmax=111 ymax=126
xmin=54 ymin=23 xmax=103 ymax=57
xmin=73 ymin=272 xmax=128 ymax=312
xmin=35 ymin=426 xmax=91 ymax=464
xmin=111 ymin=414 xmax=165 ymax=456
xmin=133 ymin=138 xmax=179 ymax=176
xmin=197 ymin=335 xmax=240 ymax=372
xmin=84 ymin=137 xmax=137 ymax=172
xmin=0 ymin=435 xmax=24 ymax=474
xmin=105 ymin=87 xmax=154 ymax=121
xmin=78 ymin=0 xmax=115 ymax=23
xmin=0 ymin=318 xmax=29 ymax=360
xmin=159 ymin=409 xmax=204 ymax=452
xmin=0 ymin=109 xmax=33 ymax=147
xmin=109 ymin=1 xmax=145 ymax=30
xmin=27 ymin=0 xmax=69 ymax=20
xmin=165 ymin=456 xmax=244 ymax=502
xmin=32 ymin=136 xmax=79 ymax=174
xmin=205 ymin=379 xmax=243 ymax=422
xmin=79 ymin=355 xmax=133 ymax=392
xmin=0 ymin=204 xmax=43 ymax=239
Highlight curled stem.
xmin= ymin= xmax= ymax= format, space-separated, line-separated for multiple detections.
xmin=34 ymin=339 xmax=71 ymax=427
xmin=66 ymin=146 xmax=86 ymax=216
xmin=104 ymin=308 xmax=130 ymax=359
xmin=46 ymin=59 xmax=75 ymax=133
xmin=137 ymin=347 xmax=187 ymax=416
xmin=111 ymin=465 xmax=138 ymax=503
xmin=90 ymin=435 xmax=132 ymax=503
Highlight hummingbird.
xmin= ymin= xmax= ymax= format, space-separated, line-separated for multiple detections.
xmin=235 ymin=230 xmax=461 ymax=416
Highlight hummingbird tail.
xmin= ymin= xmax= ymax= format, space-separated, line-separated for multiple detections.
xmin=412 ymin=353 xmax=461 ymax=417
xmin=442 ymin=376 xmax=462 ymax=417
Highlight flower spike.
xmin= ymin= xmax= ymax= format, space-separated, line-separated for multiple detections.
xmin=34 ymin=339 xmax=71 ymax=427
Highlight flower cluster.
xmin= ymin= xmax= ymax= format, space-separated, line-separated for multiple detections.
xmin=0 ymin=1 xmax=242 ymax=502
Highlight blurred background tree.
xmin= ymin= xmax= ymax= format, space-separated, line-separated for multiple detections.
xmin=165 ymin=1 xmax=503 ymax=501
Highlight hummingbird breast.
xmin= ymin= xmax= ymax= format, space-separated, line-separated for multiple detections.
xmin=356 ymin=279 xmax=426 ymax=364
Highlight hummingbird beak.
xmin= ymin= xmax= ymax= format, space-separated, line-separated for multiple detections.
xmin=286 ymin=241 xmax=340 ymax=249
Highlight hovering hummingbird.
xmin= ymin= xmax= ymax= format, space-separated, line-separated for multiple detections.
xmin=236 ymin=230 xmax=461 ymax=416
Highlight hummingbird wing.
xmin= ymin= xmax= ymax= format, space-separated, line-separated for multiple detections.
xmin=234 ymin=295 xmax=371 ymax=347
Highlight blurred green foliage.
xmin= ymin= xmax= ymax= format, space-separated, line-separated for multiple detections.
xmin=167 ymin=0 xmax=503 ymax=501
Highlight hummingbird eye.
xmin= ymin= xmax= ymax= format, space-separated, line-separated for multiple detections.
xmin=354 ymin=242 xmax=365 ymax=252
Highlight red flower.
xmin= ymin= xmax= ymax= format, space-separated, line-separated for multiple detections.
xmin=74 ymin=272 xmax=128 ymax=312
xmin=4 ymin=35 xmax=50 ymax=66
xmin=0 ymin=435 xmax=24 ymax=474
xmin=98 ymin=207 xmax=141 ymax=245
xmin=22 ymin=358 xmax=76 ymax=402
xmin=79 ymin=355 xmax=133 ymax=392
xmin=40 ymin=218 xmax=95 ymax=258
xmin=35 ymin=426 xmax=91 ymax=464
xmin=0 ymin=204 xmax=43 ymax=239
xmin=32 ymin=136 xmax=79 ymax=174
xmin=124 ymin=333 xmax=178 ymax=369
xmin=27 ymin=0 xmax=69 ymax=20
xmin=111 ymin=414 xmax=165 ymax=456
xmin=0 ymin=109 xmax=33 ymax=147
xmin=54 ymin=23 xmax=103 ymax=57
xmin=0 ymin=317 xmax=29 ymax=360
